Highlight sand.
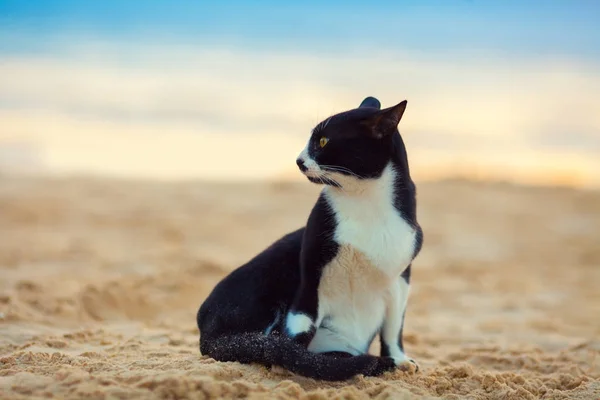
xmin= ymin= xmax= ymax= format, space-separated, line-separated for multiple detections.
xmin=0 ymin=175 xmax=599 ymax=399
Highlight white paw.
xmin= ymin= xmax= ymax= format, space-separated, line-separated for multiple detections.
xmin=391 ymin=355 xmax=419 ymax=372
xmin=285 ymin=312 xmax=313 ymax=336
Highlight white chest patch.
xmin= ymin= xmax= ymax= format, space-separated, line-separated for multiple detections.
xmin=307 ymin=164 xmax=417 ymax=355
xmin=326 ymin=163 xmax=416 ymax=278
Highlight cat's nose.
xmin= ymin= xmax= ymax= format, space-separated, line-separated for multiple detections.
xmin=296 ymin=158 xmax=307 ymax=172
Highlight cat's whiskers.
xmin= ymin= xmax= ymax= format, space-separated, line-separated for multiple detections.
xmin=313 ymin=170 xmax=347 ymax=194
xmin=325 ymin=163 xmax=411 ymax=193
xmin=320 ymin=165 xmax=366 ymax=180
xmin=325 ymin=177 xmax=348 ymax=195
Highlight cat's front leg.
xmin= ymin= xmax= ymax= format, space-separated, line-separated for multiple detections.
xmin=284 ymin=258 xmax=323 ymax=346
xmin=379 ymin=264 xmax=419 ymax=372
xmin=284 ymin=199 xmax=333 ymax=347
xmin=284 ymin=282 xmax=320 ymax=347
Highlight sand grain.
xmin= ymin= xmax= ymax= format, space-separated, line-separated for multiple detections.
xmin=1 ymin=177 xmax=599 ymax=399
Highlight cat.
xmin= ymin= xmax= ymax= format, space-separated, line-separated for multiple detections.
xmin=196 ymin=96 xmax=423 ymax=381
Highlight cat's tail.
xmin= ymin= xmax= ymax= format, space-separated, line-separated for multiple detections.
xmin=200 ymin=332 xmax=394 ymax=381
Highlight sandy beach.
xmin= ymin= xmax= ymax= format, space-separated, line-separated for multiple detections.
xmin=0 ymin=175 xmax=598 ymax=399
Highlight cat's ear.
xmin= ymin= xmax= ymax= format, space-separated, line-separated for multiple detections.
xmin=363 ymin=100 xmax=407 ymax=138
xmin=358 ymin=96 xmax=381 ymax=110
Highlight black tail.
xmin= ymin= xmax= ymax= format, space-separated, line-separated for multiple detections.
xmin=200 ymin=332 xmax=395 ymax=381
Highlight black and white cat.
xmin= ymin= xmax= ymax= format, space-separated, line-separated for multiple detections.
xmin=197 ymin=96 xmax=423 ymax=381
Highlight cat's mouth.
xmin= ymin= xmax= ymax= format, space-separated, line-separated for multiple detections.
xmin=296 ymin=155 xmax=340 ymax=187
xmin=306 ymin=175 xmax=326 ymax=184
xmin=305 ymin=173 xmax=341 ymax=188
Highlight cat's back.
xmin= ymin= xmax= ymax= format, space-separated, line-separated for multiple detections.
xmin=198 ymin=228 xmax=304 ymax=327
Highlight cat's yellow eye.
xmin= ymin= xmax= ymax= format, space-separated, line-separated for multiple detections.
xmin=319 ymin=137 xmax=329 ymax=148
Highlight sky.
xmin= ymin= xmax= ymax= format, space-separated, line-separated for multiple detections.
xmin=0 ymin=1 xmax=599 ymax=186
xmin=1 ymin=1 xmax=599 ymax=59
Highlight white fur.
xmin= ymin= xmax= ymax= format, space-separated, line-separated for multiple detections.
xmin=306 ymin=163 xmax=417 ymax=361
xmin=325 ymin=163 xmax=417 ymax=274
xmin=307 ymin=280 xmax=387 ymax=355
xmin=380 ymin=277 xmax=411 ymax=359
xmin=298 ymin=144 xmax=322 ymax=178
xmin=285 ymin=312 xmax=313 ymax=336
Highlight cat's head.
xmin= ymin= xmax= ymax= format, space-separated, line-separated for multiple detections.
xmin=296 ymin=96 xmax=407 ymax=188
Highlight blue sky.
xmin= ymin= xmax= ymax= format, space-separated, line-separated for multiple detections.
xmin=1 ymin=0 xmax=599 ymax=60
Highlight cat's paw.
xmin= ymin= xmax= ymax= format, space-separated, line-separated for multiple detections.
xmin=366 ymin=356 xmax=397 ymax=377
xmin=284 ymin=312 xmax=313 ymax=335
xmin=284 ymin=312 xmax=314 ymax=345
xmin=391 ymin=355 xmax=419 ymax=373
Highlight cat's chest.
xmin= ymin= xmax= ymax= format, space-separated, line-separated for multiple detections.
xmin=325 ymin=190 xmax=416 ymax=275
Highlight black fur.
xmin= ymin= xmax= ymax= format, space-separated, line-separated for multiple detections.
xmin=295 ymin=99 xmax=422 ymax=361
xmin=197 ymin=229 xmax=395 ymax=380
xmin=284 ymin=193 xmax=338 ymax=346
xmin=197 ymin=96 xmax=422 ymax=381
xmin=359 ymin=96 xmax=381 ymax=109
xmin=306 ymin=105 xmax=405 ymax=182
